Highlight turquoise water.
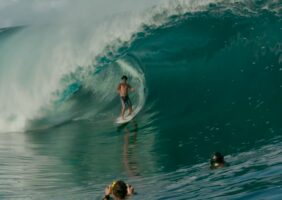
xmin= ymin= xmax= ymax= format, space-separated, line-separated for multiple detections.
xmin=0 ymin=0 xmax=282 ymax=199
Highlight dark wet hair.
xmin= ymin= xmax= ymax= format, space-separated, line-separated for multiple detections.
xmin=210 ymin=152 xmax=224 ymax=165
xmin=121 ymin=75 xmax=128 ymax=80
xmin=112 ymin=180 xmax=127 ymax=199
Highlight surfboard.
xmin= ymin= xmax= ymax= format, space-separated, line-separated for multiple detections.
xmin=116 ymin=110 xmax=137 ymax=124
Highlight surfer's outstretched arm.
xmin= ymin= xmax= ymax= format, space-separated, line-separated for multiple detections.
xmin=128 ymin=84 xmax=135 ymax=92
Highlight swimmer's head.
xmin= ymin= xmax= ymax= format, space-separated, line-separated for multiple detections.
xmin=111 ymin=180 xmax=127 ymax=199
xmin=121 ymin=75 xmax=128 ymax=81
xmin=210 ymin=152 xmax=225 ymax=167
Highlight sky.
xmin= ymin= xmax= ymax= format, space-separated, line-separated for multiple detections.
xmin=0 ymin=0 xmax=161 ymax=28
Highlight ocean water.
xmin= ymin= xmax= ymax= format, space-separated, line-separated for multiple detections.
xmin=0 ymin=0 xmax=282 ymax=199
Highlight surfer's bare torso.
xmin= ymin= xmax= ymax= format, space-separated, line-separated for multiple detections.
xmin=118 ymin=83 xmax=132 ymax=97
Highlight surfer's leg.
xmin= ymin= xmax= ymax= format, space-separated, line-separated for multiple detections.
xmin=127 ymin=97 xmax=133 ymax=116
xmin=121 ymin=97 xmax=126 ymax=120
xmin=128 ymin=106 xmax=133 ymax=116
xmin=121 ymin=107 xmax=126 ymax=120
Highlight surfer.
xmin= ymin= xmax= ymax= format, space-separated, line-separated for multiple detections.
xmin=117 ymin=75 xmax=134 ymax=120
xmin=103 ymin=180 xmax=135 ymax=200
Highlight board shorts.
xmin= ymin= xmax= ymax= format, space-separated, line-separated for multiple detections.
xmin=120 ymin=95 xmax=132 ymax=108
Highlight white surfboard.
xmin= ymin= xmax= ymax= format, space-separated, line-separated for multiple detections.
xmin=116 ymin=110 xmax=138 ymax=124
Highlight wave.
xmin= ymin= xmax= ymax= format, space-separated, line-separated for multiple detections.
xmin=0 ymin=0 xmax=281 ymax=132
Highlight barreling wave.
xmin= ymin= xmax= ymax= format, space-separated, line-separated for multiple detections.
xmin=0 ymin=0 xmax=281 ymax=132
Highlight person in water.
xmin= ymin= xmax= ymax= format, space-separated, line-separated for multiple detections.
xmin=117 ymin=75 xmax=134 ymax=120
xmin=103 ymin=180 xmax=135 ymax=200
xmin=210 ymin=152 xmax=226 ymax=169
